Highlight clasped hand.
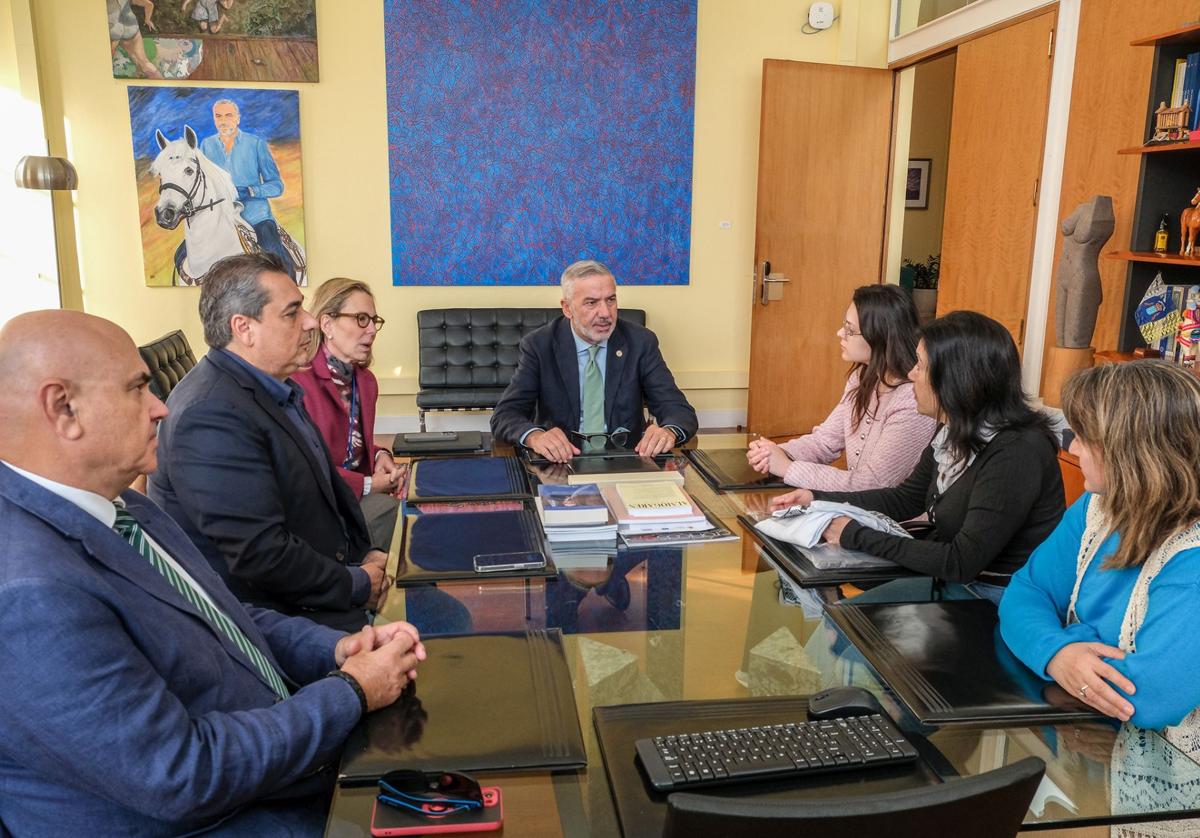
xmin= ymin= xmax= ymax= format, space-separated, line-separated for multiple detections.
xmin=1046 ymin=642 xmax=1136 ymax=722
xmin=746 ymin=438 xmax=793 ymax=476
xmin=360 ymin=550 xmax=391 ymax=611
xmin=371 ymin=454 xmax=407 ymax=496
xmin=335 ymin=620 xmax=427 ymax=712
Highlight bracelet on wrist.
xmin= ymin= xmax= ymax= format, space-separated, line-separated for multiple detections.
xmin=327 ymin=669 xmax=369 ymax=716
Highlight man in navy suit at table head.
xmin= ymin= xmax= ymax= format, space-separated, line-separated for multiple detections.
xmin=490 ymin=259 xmax=698 ymax=463
xmin=0 ymin=310 xmax=424 ymax=835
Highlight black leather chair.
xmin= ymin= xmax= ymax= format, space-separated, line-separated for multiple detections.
xmin=138 ymin=330 xmax=197 ymax=401
xmin=662 ymin=756 xmax=1045 ymax=838
xmin=415 ymin=307 xmax=645 ymax=430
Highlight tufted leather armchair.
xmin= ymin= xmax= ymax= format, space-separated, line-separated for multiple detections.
xmin=138 ymin=330 xmax=198 ymax=401
xmin=415 ymin=308 xmax=645 ymax=430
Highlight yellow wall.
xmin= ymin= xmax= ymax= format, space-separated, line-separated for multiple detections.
xmin=29 ymin=0 xmax=888 ymax=424
xmin=900 ymin=51 xmax=954 ymax=267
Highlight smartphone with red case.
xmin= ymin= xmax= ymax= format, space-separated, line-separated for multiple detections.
xmin=369 ymin=787 xmax=502 ymax=836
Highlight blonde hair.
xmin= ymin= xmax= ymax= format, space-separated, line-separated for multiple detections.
xmin=308 ymin=277 xmax=376 ymax=367
xmin=1062 ymin=360 xmax=1200 ymax=569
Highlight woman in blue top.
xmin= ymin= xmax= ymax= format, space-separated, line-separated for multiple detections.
xmin=1000 ymin=360 xmax=1200 ymax=732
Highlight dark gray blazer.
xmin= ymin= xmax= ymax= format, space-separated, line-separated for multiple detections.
xmin=150 ymin=349 xmax=374 ymax=631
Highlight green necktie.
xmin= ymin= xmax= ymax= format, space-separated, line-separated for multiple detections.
xmin=113 ymin=505 xmax=290 ymax=700
xmin=582 ymin=344 xmax=606 ymax=449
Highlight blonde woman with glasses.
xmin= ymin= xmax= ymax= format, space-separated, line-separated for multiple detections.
xmin=293 ymin=278 xmax=404 ymax=549
xmin=1001 ymin=360 xmax=1200 ymax=734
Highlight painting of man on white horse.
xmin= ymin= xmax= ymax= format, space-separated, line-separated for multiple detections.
xmin=151 ymin=125 xmax=255 ymax=284
xmin=151 ymin=125 xmax=306 ymax=285
xmin=129 ymin=85 xmax=307 ymax=287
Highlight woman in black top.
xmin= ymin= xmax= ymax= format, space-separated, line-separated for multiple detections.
xmin=770 ymin=311 xmax=1065 ymax=603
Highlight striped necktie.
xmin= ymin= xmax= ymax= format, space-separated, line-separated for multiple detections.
xmin=112 ymin=504 xmax=290 ymax=700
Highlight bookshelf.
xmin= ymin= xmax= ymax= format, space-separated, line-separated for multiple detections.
xmin=1106 ymin=25 xmax=1200 ymax=351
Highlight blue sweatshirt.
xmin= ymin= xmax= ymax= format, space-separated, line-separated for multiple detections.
xmin=1000 ymin=493 xmax=1200 ymax=730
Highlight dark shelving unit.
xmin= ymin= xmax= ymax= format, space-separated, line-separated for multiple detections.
xmin=1108 ymin=24 xmax=1200 ymax=351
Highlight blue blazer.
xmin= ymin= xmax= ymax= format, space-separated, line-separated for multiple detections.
xmin=489 ymin=316 xmax=698 ymax=447
xmin=150 ymin=349 xmax=374 ymax=631
xmin=0 ymin=464 xmax=360 ymax=836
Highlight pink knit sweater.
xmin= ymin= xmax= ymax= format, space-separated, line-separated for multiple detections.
xmin=777 ymin=374 xmax=937 ymax=491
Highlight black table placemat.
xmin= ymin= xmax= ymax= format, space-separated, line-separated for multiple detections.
xmin=339 ymin=630 xmax=586 ymax=783
xmin=393 ymin=503 xmax=555 ymax=586
xmin=739 ymin=514 xmax=920 ymax=587
xmin=684 ymin=448 xmax=789 ymax=492
xmin=824 ymin=599 xmax=1103 ymax=727
xmin=405 ymin=455 xmax=531 ymax=503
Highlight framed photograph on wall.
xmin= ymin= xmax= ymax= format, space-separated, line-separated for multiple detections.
xmin=906 ymin=158 xmax=931 ymax=209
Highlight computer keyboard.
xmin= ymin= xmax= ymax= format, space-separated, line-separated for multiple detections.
xmin=635 ymin=713 xmax=919 ymax=792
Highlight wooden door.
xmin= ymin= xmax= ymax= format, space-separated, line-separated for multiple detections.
xmin=746 ymin=60 xmax=895 ymax=438
xmin=936 ymin=10 xmax=1057 ymax=345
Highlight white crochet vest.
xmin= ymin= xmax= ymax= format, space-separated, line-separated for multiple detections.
xmin=1066 ymin=495 xmax=1200 ymax=759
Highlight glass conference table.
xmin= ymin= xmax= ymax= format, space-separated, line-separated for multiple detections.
xmin=325 ymin=434 xmax=1200 ymax=836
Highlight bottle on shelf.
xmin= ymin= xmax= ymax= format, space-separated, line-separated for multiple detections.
xmin=1155 ymin=213 xmax=1170 ymax=254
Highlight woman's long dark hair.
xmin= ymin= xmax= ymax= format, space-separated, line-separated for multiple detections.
xmin=848 ymin=284 xmax=921 ymax=427
xmin=922 ymin=310 xmax=1051 ymax=465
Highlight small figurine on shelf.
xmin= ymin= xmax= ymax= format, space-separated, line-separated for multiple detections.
xmin=1182 ymin=188 xmax=1200 ymax=256
xmin=1151 ymin=100 xmax=1192 ymax=143
xmin=1155 ymin=213 xmax=1170 ymax=254
xmin=1179 ymin=288 xmax=1200 ymax=367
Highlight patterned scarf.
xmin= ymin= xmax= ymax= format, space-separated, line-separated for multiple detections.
xmin=326 ymin=351 xmax=364 ymax=469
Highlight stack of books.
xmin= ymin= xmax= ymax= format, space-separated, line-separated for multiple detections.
xmin=603 ymin=482 xmax=737 ymax=547
xmin=536 ymin=483 xmax=618 ymax=549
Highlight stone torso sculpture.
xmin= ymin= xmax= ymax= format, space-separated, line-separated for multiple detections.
xmin=1055 ymin=195 xmax=1115 ymax=349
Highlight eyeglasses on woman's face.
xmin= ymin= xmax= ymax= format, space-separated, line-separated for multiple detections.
xmin=334 ymin=312 xmax=386 ymax=331
xmin=841 ymin=319 xmax=862 ymax=339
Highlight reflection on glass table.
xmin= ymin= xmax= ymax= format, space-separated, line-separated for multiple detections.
xmin=392 ymin=548 xmax=684 ymax=640
xmin=332 ymin=435 xmax=1200 ymax=837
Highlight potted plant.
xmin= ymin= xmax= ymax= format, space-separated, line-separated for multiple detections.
xmin=903 ymin=254 xmax=939 ymax=323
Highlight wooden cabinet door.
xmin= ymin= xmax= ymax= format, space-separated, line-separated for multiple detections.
xmin=936 ymin=10 xmax=1057 ymax=346
xmin=746 ymin=60 xmax=894 ymax=438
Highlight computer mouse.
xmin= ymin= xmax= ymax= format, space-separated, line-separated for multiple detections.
xmin=806 ymin=686 xmax=885 ymax=720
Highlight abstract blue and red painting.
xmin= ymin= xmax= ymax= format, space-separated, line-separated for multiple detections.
xmin=384 ymin=0 xmax=696 ymax=286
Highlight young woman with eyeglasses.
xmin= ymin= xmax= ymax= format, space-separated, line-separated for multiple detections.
xmin=747 ymin=284 xmax=937 ymax=490
xmin=293 ymin=277 xmax=404 ymax=548
xmin=770 ymin=310 xmax=1065 ymax=603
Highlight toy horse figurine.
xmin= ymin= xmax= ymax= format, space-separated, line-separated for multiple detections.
xmin=1181 ymin=187 xmax=1200 ymax=257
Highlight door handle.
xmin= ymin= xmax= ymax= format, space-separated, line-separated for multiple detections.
xmin=759 ymin=265 xmax=791 ymax=306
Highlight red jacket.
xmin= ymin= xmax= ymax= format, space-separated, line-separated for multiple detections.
xmin=291 ymin=343 xmax=385 ymax=498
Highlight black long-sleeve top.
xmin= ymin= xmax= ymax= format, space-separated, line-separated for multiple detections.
xmin=812 ymin=425 xmax=1065 ymax=585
